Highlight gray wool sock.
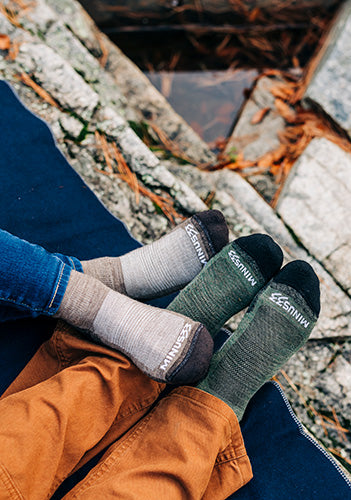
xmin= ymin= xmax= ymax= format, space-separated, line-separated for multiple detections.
xmin=197 ymin=261 xmax=320 ymax=420
xmin=82 ymin=210 xmax=228 ymax=299
xmin=55 ymin=270 xmax=213 ymax=384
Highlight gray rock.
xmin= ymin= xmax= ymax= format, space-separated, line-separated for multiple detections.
xmin=46 ymin=22 xmax=126 ymax=109
xmin=226 ymin=76 xmax=285 ymax=162
xmin=303 ymin=1 xmax=351 ymax=136
xmin=94 ymin=106 xmax=208 ymax=214
xmin=225 ymin=76 xmax=286 ymax=202
xmin=59 ymin=114 xmax=85 ymax=140
xmin=45 ymin=0 xmax=216 ymax=166
xmin=16 ymin=42 xmax=99 ymax=120
xmin=17 ymin=2 xmax=127 ymax=114
xmin=277 ymin=137 xmax=351 ymax=295
xmin=1 ymin=5 xmax=208 ymax=217
xmin=278 ymin=340 xmax=351 ymax=467
xmin=213 ymin=168 xmax=351 ymax=339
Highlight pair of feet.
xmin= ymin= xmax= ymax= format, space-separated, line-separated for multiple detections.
xmin=56 ymin=210 xmax=320 ymax=421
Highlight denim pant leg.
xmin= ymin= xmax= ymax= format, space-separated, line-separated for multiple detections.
xmin=0 ymin=229 xmax=83 ymax=322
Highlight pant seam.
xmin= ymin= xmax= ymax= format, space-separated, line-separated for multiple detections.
xmin=51 ymin=329 xmax=70 ymax=368
xmin=215 ymin=452 xmax=249 ymax=466
xmin=110 ymin=388 xmax=163 ymax=424
xmin=48 ymin=263 xmax=65 ymax=309
xmin=67 ymin=257 xmax=77 ymax=271
xmin=0 ymin=464 xmax=24 ymax=500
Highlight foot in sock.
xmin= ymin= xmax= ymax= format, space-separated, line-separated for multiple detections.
xmin=168 ymin=233 xmax=283 ymax=337
xmin=82 ymin=210 xmax=229 ymax=300
xmin=55 ymin=270 xmax=213 ymax=384
xmin=197 ymin=260 xmax=320 ymax=420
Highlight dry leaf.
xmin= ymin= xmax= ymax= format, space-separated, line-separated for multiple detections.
xmin=0 ymin=34 xmax=10 ymax=50
xmin=275 ymin=98 xmax=296 ymax=122
xmin=251 ymin=106 xmax=270 ymax=125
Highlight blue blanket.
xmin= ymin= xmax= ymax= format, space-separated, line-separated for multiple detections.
xmin=1 ymin=81 xmax=350 ymax=500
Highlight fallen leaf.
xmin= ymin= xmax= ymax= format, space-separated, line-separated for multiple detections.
xmin=0 ymin=34 xmax=10 ymax=50
xmin=275 ymin=98 xmax=296 ymax=122
xmin=251 ymin=106 xmax=270 ymax=125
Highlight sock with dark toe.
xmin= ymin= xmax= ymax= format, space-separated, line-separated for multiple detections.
xmin=82 ymin=210 xmax=229 ymax=299
xmin=168 ymin=233 xmax=283 ymax=337
xmin=197 ymin=260 xmax=320 ymax=420
xmin=55 ymin=270 xmax=213 ymax=384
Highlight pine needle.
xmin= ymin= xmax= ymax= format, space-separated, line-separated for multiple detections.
xmin=19 ymin=73 xmax=59 ymax=108
xmin=95 ymin=131 xmax=113 ymax=173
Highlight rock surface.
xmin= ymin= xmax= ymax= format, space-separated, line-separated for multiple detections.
xmin=277 ymin=137 xmax=351 ymax=296
xmin=225 ymin=76 xmax=285 ymax=203
xmin=304 ymin=1 xmax=351 ymax=136
xmin=277 ymin=340 xmax=351 ymax=469
xmin=45 ymin=0 xmax=217 ymax=166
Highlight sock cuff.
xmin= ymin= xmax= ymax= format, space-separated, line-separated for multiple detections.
xmin=55 ymin=270 xmax=108 ymax=330
xmin=193 ymin=210 xmax=229 ymax=256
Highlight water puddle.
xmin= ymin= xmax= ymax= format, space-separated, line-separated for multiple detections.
xmin=146 ymin=69 xmax=258 ymax=147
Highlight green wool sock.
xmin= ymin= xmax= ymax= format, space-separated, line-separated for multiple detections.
xmin=168 ymin=234 xmax=283 ymax=337
xmin=197 ymin=260 xmax=320 ymax=420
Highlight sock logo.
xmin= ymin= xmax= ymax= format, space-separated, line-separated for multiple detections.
xmin=228 ymin=250 xmax=257 ymax=287
xmin=269 ymin=292 xmax=310 ymax=328
xmin=160 ymin=323 xmax=192 ymax=371
xmin=185 ymin=224 xmax=207 ymax=265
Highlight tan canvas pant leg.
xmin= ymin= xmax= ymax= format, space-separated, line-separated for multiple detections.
xmin=64 ymin=387 xmax=253 ymax=500
xmin=0 ymin=322 xmax=164 ymax=500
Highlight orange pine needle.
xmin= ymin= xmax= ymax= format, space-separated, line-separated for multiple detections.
xmin=279 ymin=370 xmax=329 ymax=437
xmin=148 ymin=122 xmax=198 ymax=166
xmin=96 ymin=33 xmax=109 ymax=69
xmin=110 ymin=142 xmax=180 ymax=222
xmin=328 ymin=448 xmax=351 ymax=466
xmin=0 ymin=4 xmax=22 ymax=28
xmin=8 ymin=40 xmax=20 ymax=60
xmin=95 ymin=131 xmax=113 ymax=173
xmin=19 ymin=73 xmax=59 ymax=108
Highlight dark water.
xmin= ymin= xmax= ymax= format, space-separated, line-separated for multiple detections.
xmin=77 ymin=2 xmax=341 ymax=146
xmin=146 ymin=69 xmax=258 ymax=145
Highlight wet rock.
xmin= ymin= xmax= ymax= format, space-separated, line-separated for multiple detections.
xmin=226 ymin=77 xmax=284 ymax=161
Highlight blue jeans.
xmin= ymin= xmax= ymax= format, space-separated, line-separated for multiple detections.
xmin=0 ymin=229 xmax=83 ymax=322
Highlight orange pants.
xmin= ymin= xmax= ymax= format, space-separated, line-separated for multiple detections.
xmin=0 ymin=322 xmax=252 ymax=500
